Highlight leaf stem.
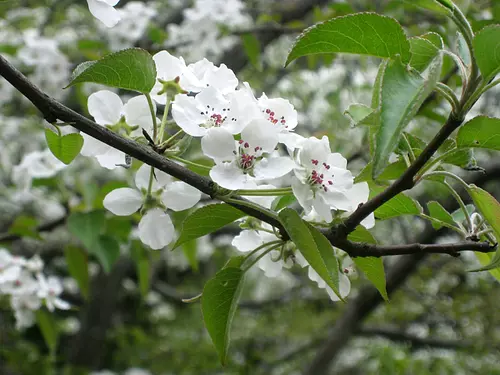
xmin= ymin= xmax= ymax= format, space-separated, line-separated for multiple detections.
xmin=145 ymin=93 xmax=158 ymax=142
xmin=435 ymin=82 xmax=461 ymax=112
xmin=242 ymin=243 xmax=284 ymax=273
xmin=169 ymin=155 xmax=211 ymax=170
xmin=158 ymin=95 xmax=172 ymax=143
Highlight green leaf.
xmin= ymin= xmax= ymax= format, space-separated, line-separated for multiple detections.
xmin=202 ymin=267 xmax=244 ymax=365
xmin=45 ymin=130 xmax=83 ymax=165
xmin=241 ymin=33 xmax=261 ymax=69
xmin=36 ymin=309 xmax=59 ymax=355
xmin=65 ymin=246 xmax=90 ymax=300
xmin=473 ymin=25 xmax=500 ymax=82
xmin=456 ymin=32 xmax=471 ymax=67
xmin=286 ymin=13 xmax=411 ymax=66
xmin=373 ymin=54 xmax=442 ymax=177
xmin=427 ymin=201 xmax=457 ymax=230
xmin=457 ymin=116 xmax=500 ymax=150
xmin=90 ymin=235 xmax=120 ymax=273
xmin=406 ymin=0 xmax=451 ymax=15
xmin=474 ymin=252 xmax=500 ymax=281
xmin=279 ymin=209 xmax=341 ymax=298
xmin=174 ymin=204 xmax=245 ymax=248
xmin=468 ymin=185 xmax=500 ymax=271
xmin=271 ymin=194 xmax=297 ymax=212
xmin=409 ymin=32 xmax=443 ymax=72
xmin=353 ymin=257 xmax=389 ymax=301
xmin=183 ymin=240 xmax=199 ymax=272
xmin=348 ymin=226 xmax=377 ymax=244
xmin=370 ymin=186 xmax=422 ymax=220
xmin=67 ymin=211 xmax=105 ymax=251
xmin=66 ymin=48 xmax=157 ymax=93
xmin=451 ymin=204 xmax=475 ymax=225
xmin=355 ymin=159 xmax=407 ymax=183
xmin=344 ymin=103 xmax=379 ymax=127
xmin=8 ymin=215 xmax=40 ymax=239
xmin=131 ymin=241 xmax=151 ymax=298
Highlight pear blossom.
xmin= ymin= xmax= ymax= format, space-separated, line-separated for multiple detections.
xmin=291 ymin=136 xmax=354 ymax=222
xmin=82 ymin=90 xmax=157 ymax=169
xmin=0 ymin=249 xmax=24 ymax=285
xmin=201 ymin=120 xmax=294 ymax=190
xmin=103 ymin=164 xmax=201 ymax=249
xmin=232 ymin=226 xmax=291 ymax=278
xmin=186 ymin=58 xmax=238 ymax=94
xmin=87 ymin=0 xmax=121 ymax=28
xmin=172 ymin=85 xmax=256 ymax=137
xmin=36 ymin=274 xmax=71 ymax=312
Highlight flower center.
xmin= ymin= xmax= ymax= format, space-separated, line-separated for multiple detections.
xmin=235 ymin=139 xmax=262 ymax=173
xmin=263 ymin=108 xmax=288 ymax=128
xmin=200 ymin=105 xmax=235 ymax=129
xmin=306 ymin=159 xmax=334 ymax=193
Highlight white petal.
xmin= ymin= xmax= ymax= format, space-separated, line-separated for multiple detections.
xmin=278 ymin=132 xmax=304 ymax=151
xmin=209 ymin=162 xmax=251 ymax=190
xmin=95 ymin=148 xmax=127 ymax=169
xmin=348 ymin=182 xmax=370 ymax=208
xmin=54 ymin=298 xmax=71 ymax=310
xmin=322 ymin=190 xmax=352 ymax=211
xmin=312 ymin=196 xmax=333 ymax=223
xmin=153 ymin=50 xmax=187 ymax=81
xmin=361 ymin=213 xmax=375 ymax=229
xmin=201 ymin=128 xmax=235 ymax=161
xmin=232 ymin=230 xmax=263 ymax=253
xmin=88 ymin=90 xmax=123 ymax=125
xmin=204 ymin=64 xmax=238 ymax=94
xmin=87 ymin=0 xmax=121 ymax=27
xmin=291 ymin=178 xmax=313 ymax=213
xmin=258 ymin=94 xmax=298 ymax=130
xmin=326 ymin=152 xmax=348 ymax=169
xmin=258 ymin=252 xmax=283 ymax=278
xmin=308 ymin=266 xmax=327 ymax=288
xmin=124 ymin=96 xmax=154 ymax=130
xmin=171 ymin=94 xmax=207 ymax=137
xmin=241 ymin=119 xmax=278 ymax=154
xmin=138 ymin=209 xmax=175 ymax=250
xmin=161 ymin=181 xmax=201 ymax=211
xmin=81 ymin=133 xmax=111 ymax=156
xmin=103 ymin=188 xmax=143 ymax=216
xmin=254 ymin=156 xmax=294 ymax=180
xmin=326 ymin=274 xmax=351 ymax=301
xmin=135 ymin=164 xmax=172 ymax=192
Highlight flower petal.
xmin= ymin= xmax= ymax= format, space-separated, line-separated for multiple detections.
xmin=161 ymin=181 xmax=201 ymax=211
xmin=88 ymin=90 xmax=123 ymax=125
xmin=87 ymin=0 xmax=121 ymax=27
xmin=254 ymin=156 xmax=294 ymax=180
xmin=201 ymin=128 xmax=235 ymax=162
xmin=232 ymin=230 xmax=263 ymax=253
xmin=124 ymin=95 xmax=155 ymax=130
xmin=95 ymin=148 xmax=127 ymax=169
xmin=209 ymin=162 xmax=251 ymax=190
xmin=171 ymin=94 xmax=207 ymax=137
xmin=103 ymin=188 xmax=143 ymax=216
xmin=138 ymin=208 xmax=175 ymax=250
xmin=241 ymin=118 xmax=278 ymax=154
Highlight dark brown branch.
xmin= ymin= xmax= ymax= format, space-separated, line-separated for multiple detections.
xmin=338 ymin=238 xmax=496 ymax=257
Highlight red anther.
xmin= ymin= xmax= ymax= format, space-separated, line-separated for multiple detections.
xmin=270 ymin=111 xmax=275 ymax=116
xmin=239 ymin=139 xmax=244 ymax=144
xmin=266 ymin=109 xmax=270 ymax=114
xmin=328 ymin=181 xmax=333 ymax=185
xmin=311 ymin=159 xmax=319 ymax=165
xmin=244 ymin=142 xmax=249 ymax=148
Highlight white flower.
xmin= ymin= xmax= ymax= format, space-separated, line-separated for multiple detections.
xmin=202 ymin=120 xmax=294 ymax=190
xmin=0 ymin=249 xmax=24 ymax=284
xmin=150 ymin=51 xmax=202 ymax=104
xmin=87 ymin=0 xmax=121 ymax=28
xmin=232 ymin=228 xmax=291 ymax=278
xmin=83 ymin=90 xmax=156 ymax=169
xmin=36 ymin=274 xmax=70 ymax=312
xmin=12 ymin=149 xmax=66 ymax=191
xmin=187 ymin=59 xmax=238 ymax=95
xmin=172 ymin=85 xmax=255 ymax=137
xmin=103 ymin=164 xmax=201 ymax=249
xmin=291 ymin=136 xmax=354 ymax=222
xmin=344 ymin=182 xmax=375 ymax=229
xmin=295 ymin=250 xmax=355 ymax=301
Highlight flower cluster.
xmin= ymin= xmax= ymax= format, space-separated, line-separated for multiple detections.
xmin=80 ymin=49 xmax=374 ymax=299
xmin=0 ymin=249 xmax=70 ymax=329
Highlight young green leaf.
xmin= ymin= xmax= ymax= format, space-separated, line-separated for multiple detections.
xmin=65 ymin=246 xmax=90 ymax=300
xmin=344 ymin=103 xmax=379 ymax=127
xmin=8 ymin=215 xmax=40 ymax=240
xmin=36 ymin=309 xmax=59 ymax=355
xmin=409 ymin=32 xmax=443 ymax=72
xmin=473 ymin=25 xmax=500 ymax=82
xmin=131 ymin=241 xmax=151 ymax=298
xmin=66 ymin=48 xmax=157 ymax=93
xmin=427 ymin=201 xmax=456 ymax=230
xmin=241 ymin=33 xmax=261 ymax=69
xmin=468 ymin=185 xmax=500 ymax=271
xmin=353 ymin=257 xmax=389 ymax=301
xmin=347 ymin=226 xmax=377 ymax=244
xmin=474 ymin=252 xmax=500 ymax=281
xmin=279 ymin=208 xmax=341 ymax=298
xmin=457 ymin=116 xmax=500 ymax=150
xmin=271 ymin=194 xmax=297 ymax=212
xmin=202 ymin=267 xmax=244 ymax=365
xmin=67 ymin=211 xmax=105 ymax=250
xmin=371 ymin=188 xmax=422 ymax=220
xmin=174 ymin=204 xmax=246 ymax=248
xmin=373 ymin=54 xmax=442 ymax=177
xmin=45 ymin=129 xmax=84 ymax=165
xmin=355 ymin=159 xmax=407 ymax=183
xmin=286 ymin=13 xmax=411 ymax=66
xmin=90 ymin=235 xmax=120 ymax=274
